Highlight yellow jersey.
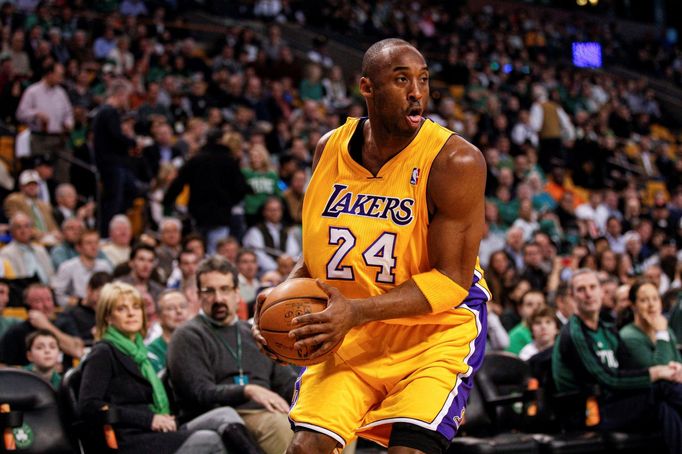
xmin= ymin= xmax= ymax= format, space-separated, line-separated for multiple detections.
xmin=302 ymin=117 xmax=488 ymax=326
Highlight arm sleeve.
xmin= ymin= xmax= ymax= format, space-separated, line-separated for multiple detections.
xmin=620 ymin=332 xmax=655 ymax=368
xmin=557 ymin=108 xmax=575 ymax=141
xmin=529 ymin=103 xmax=543 ymax=132
xmin=103 ymin=109 xmax=136 ymax=153
xmin=167 ymin=328 xmax=249 ymax=409
xmin=78 ymin=345 xmax=154 ymax=430
xmin=15 ymin=87 xmax=37 ymax=125
xmin=51 ymin=264 xmax=72 ymax=307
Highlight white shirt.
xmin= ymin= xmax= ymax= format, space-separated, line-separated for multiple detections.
xmin=242 ymin=222 xmax=301 ymax=272
xmin=51 ymin=256 xmax=113 ymax=306
xmin=575 ymin=203 xmax=610 ymax=233
xmin=16 ymin=81 xmax=74 ymax=133
xmin=529 ymin=101 xmax=575 ymax=141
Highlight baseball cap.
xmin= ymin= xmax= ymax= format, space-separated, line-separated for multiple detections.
xmin=18 ymin=169 xmax=40 ymax=186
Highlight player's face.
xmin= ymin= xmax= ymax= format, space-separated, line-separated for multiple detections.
xmin=365 ymin=46 xmax=429 ymax=137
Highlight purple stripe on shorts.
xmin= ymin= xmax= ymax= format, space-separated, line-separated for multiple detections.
xmin=288 ymin=366 xmax=307 ymax=430
xmin=435 ymin=297 xmax=488 ymax=441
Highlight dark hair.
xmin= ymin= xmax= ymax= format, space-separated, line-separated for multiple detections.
xmin=628 ymin=280 xmax=658 ymax=305
xmin=182 ymin=232 xmax=205 ymax=251
xmin=130 ymin=242 xmax=156 ymax=260
xmin=23 ymin=283 xmax=51 ymax=304
xmin=78 ymin=229 xmax=99 ymax=245
xmin=88 ymin=271 xmax=112 ymax=291
xmin=196 ymin=255 xmax=239 ymax=290
xmin=519 ymin=289 xmax=545 ymax=307
xmin=528 ymin=306 xmax=559 ymax=331
xmin=236 ymin=248 xmax=257 ymax=263
xmin=25 ymin=329 xmax=58 ymax=352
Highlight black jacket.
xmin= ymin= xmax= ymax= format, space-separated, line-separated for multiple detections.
xmin=78 ymin=341 xmax=190 ymax=454
xmin=92 ymin=104 xmax=137 ymax=169
xmin=163 ymin=144 xmax=248 ymax=228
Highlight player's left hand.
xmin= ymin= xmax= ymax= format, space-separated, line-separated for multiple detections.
xmin=288 ymin=280 xmax=360 ymax=359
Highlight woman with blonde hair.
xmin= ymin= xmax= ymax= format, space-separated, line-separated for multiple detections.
xmin=242 ymin=144 xmax=281 ymax=226
xmin=79 ymin=282 xmax=261 ymax=453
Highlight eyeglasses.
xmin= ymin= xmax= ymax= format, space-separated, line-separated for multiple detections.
xmin=198 ymin=285 xmax=236 ymax=299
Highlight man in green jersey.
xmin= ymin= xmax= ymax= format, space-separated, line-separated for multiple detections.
xmin=553 ymin=269 xmax=682 ymax=454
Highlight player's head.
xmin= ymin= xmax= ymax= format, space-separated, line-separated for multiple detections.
xmin=359 ymin=38 xmax=429 ymax=137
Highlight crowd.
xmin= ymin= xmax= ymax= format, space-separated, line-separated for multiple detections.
xmin=0 ymin=0 xmax=680 ymax=452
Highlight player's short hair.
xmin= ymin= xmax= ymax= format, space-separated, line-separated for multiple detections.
xmin=362 ymin=38 xmax=413 ymax=82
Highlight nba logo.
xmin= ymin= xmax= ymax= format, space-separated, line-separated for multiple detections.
xmin=410 ymin=168 xmax=420 ymax=185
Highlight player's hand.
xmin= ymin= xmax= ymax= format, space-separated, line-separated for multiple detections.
xmin=288 ymin=280 xmax=359 ymax=360
xmin=251 ymin=287 xmax=283 ymax=363
xmin=244 ymin=384 xmax=290 ymax=413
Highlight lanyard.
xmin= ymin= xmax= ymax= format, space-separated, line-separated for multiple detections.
xmin=200 ymin=315 xmax=243 ymax=377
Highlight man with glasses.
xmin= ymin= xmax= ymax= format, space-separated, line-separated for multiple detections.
xmin=168 ymin=255 xmax=297 ymax=454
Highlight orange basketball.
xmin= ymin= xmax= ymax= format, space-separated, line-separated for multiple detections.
xmin=259 ymin=278 xmax=340 ymax=366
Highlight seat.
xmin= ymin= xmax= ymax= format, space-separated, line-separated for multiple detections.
xmin=448 ymin=371 xmax=540 ymax=453
xmin=0 ymin=368 xmax=75 ymax=453
xmin=60 ymin=366 xmax=118 ymax=453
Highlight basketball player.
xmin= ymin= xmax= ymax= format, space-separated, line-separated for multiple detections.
xmin=254 ymin=39 xmax=489 ymax=454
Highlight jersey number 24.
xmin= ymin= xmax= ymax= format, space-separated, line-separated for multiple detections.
xmin=326 ymin=227 xmax=396 ymax=284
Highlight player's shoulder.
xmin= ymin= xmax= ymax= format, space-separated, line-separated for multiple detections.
xmin=434 ymin=133 xmax=486 ymax=177
xmin=313 ymin=117 xmax=361 ymax=170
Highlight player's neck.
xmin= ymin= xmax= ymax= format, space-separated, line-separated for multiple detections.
xmin=364 ymin=118 xmax=419 ymax=165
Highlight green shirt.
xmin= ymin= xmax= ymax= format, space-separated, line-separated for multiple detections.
xmin=147 ymin=336 xmax=168 ymax=373
xmin=0 ymin=316 xmax=20 ymax=339
xmin=669 ymin=299 xmax=682 ymax=343
xmin=619 ymin=323 xmax=681 ymax=368
xmin=23 ymin=364 xmax=61 ymax=390
xmin=507 ymin=323 xmax=532 ymax=355
xmin=552 ymin=316 xmax=651 ymax=394
xmin=242 ymin=169 xmax=281 ymax=215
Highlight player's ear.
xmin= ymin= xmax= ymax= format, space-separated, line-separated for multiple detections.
xmin=359 ymin=76 xmax=373 ymax=97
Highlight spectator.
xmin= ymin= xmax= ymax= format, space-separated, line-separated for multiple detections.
xmin=52 ymin=230 xmax=112 ymax=307
xmin=156 ymin=217 xmax=182 ymax=282
xmin=0 ymin=283 xmax=83 ymax=366
xmin=93 ymin=27 xmax=116 ymax=60
xmin=164 ymin=129 xmax=248 ymax=254
xmin=507 ymin=290 xmax=546 ymax=355
xmin=4 ymin=169 xmax=60 ymax=245
xmin=52 ymin=183 xmax=93 ymax=228
xmin=141 ymin=122 xmax=183 ymax=185
xmin=281 ymin=168 xmax=305 ymax=225
xmin=50 ymin=217 xmax=84 ymax=269
xmin=620 ymin=281 xmax=681 ymax=368
xmin=529 ymin=84 xmax=575 ymax=171
xmin=0 ymin=212 xmax=53 ymax=283
xmin=147 ymin=289 xmax=189 ymax=373
xmin=168 ymin=256 xmax=296 ymax=454
xmin=242 ymin=144 xmax=281 ymax=226
xmin=520 ymin=242 xmax=549 ymax=291
xmin=0 ymin=280 xmax=18 ymax=338
xmin=553 ymin=282 xmax=577 ymax=326
xmin=92 ymin=79 xmax=139 ymax=237
xmin=107 ymin=36 xmax=134 ymax=76
xmin=553 ymin=269 xmax=682 ymax=453
xmin=61 ymin=271 xmax=112 ymax=343
xmin=79 ymin=281 xmax=246 ymax=454
xmin=117 ymin=243 xmax=165 ymax=304
xmin=23 ymin=329 xmax=62 ymax=389
xmin=243 ymin=197 xmax=300 ymax=273
xmin=236 ymin=249 xmax=260 ymax=312
xmin=120 ymin=0 xmax=148 ymax=17
xmin=15 ymin=62 xmax=74 ymax=182
xmin=7 ymin=29 xmax=30 ymax=78
xmin=216 ymin=236 xmax=240 ymax=265
xmin=519 ymin=306 xmax=559 ymax=361
xmin=101 ymin=214 xmax=133 ymax=267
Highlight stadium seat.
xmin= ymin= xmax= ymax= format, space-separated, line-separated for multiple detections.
xmin=449 ymin=383 xmax=540 ymax=453
xmin=60 ymin=366 xmax=118 ymax=454
xmin=0 ymin=368 xmax=75 ymax=453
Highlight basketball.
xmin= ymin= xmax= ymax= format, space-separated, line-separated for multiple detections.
xmin=259 ymin=278 xmax=340 ymax=366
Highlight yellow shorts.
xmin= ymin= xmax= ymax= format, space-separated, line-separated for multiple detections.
xmin=288 ymin=302 xmax=487 ymax=448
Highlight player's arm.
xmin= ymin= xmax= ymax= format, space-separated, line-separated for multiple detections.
xmin=252 ymin=129 xmax=333 ymax=350
xmin=290 ymin=136 xmax=487 ymax=356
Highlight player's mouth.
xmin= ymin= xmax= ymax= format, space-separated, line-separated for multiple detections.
xmin=406 ymin=106 xmax=422 ymax=127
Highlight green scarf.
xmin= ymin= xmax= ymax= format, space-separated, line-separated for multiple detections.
xmin=102 ymin=326 xmax=170 ymax=415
